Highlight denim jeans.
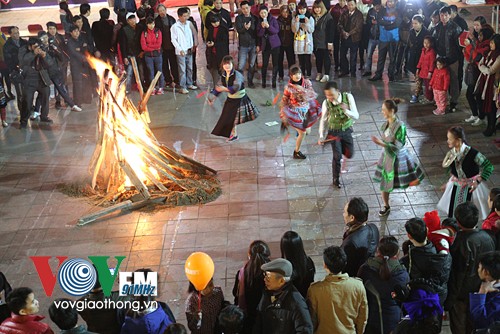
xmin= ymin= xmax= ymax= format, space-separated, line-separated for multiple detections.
xmin=237 ymin=45 xmax=257 ymax=83
xmin=364 ymin=39 xmax=379 ymax=73
xmin=125 ymin=63 xmax=134 ymax=92
xmin=176 ymin=53 xmax=193 ymax=89
xmin=145 ymin=55 xmax=165 ymax=89
xmin=51 ymin=72 xmax=75 ymax=107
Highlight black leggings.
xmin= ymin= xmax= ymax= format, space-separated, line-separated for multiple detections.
xmin=314 ymin=48 xmax=331 ymax=76
xmin=262 ymin=47 xmax=280 ymax=83
xmin=278 ymin=45 xmax=295 ymax=78
xmin=465 ymin=83 xmax=483 ymax=118
xmin=298 ymin=54 xmax=311 ymax=77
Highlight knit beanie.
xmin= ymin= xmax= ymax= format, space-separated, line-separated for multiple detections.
xmin=423 ymin=210 xmax=441 ymax=233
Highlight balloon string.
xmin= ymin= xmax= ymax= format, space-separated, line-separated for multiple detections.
xmin=198 ymin=290 xmax=201 ymax=312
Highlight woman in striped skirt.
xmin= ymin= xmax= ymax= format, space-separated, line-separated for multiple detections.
xmin=371 ymin=98 xmax=424 ymax=217
xmin=209 ymin=55 xmax=260 ymax=142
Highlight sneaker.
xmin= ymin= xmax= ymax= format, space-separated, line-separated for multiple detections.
xmin=320 ymin=74 xmax=329 ymax=83
xmin=447 ymin=103 xmax=457 ymax=113
xmin=333 ymin=179 xmax=342 ymax=189
xmin=179 ymin=88 xmax=189 ymax=94
xmin=30 ymin=111 xmax=40 ymax=120
xmin=379 ymin=206 xmax=391 ymax=217
xmin=151 ymin=88 xmax=158 ymax=96
xmin=157 ymin=88 xmax=164 ymax=95
xmin=293 ymin=150 xmax=306 ymax=159
xmin=227 ymin=135 xmax=238 ymax=142
xmin=71 ymin=105 xmax=82 ymax=112
xmin=471 ymin=118 xmax=485 ymax=126
xmin=315 ymin=73 xmax=322 ymax=81
xmin=433 ymin=109 xmax=445 ymax=116
xmin=419 ymin=97 xmax=431 ymax=104
xmin=410 ymin=95 xmax=418 ymax=104
xmin=188 ymin=85 xmax=198 ymax=90
xmin=464 ymin=115 xmax=478 ymax=123
xmin=2 ymin=120 xmax=8 ymax=127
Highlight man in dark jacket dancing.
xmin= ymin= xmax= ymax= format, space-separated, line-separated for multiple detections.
xmin=253 ymin=258 xmax=313 ymax=334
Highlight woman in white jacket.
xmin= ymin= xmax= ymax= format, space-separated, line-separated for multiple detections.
xmin=292 ymin=0 xmax=314 ymax=78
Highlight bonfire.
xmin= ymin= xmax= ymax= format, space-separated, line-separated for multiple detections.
xmin=76 ymin=57 xmax=220 ymax=225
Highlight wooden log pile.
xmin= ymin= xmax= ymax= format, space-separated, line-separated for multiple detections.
xmin=78 ymin=57 xmax=219 ymax=225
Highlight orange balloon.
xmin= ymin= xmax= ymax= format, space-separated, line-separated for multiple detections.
xmin=185 ymin=252 xmax=215 ymax=291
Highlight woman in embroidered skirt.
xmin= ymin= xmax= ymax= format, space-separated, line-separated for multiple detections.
xmin=437 ymin=126 xmax=493 ymax=220
xmin=209 ymin=55 xmax=260 ymax=141
xmin=280 ymin=65 xmax=321 ymax=159
xmin=372 ymin=99 xmax=424 ymax=217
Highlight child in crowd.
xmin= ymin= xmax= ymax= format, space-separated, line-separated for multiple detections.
xmin=429 ymin=57 xmax=450 ymax=116
xmin=280 ymin=65 xmax=321 ymax=159
xmin=185 ymin=279 xmax=225 ymax=334
xmin=0 ymin=287 xmax=54 ymax=333
xmin=414 ymin=36 xmax=435 ymax=104
xmin=423 ymin=210 xmax=457 ymax=253
xmin=482 ymin=188 xmax=500 ymax=234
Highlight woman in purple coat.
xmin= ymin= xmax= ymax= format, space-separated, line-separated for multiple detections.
xmin=256 ymin=5 xmax=281 ymax=88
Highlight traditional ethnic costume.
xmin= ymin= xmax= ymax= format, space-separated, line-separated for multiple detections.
xmin=373 ymin=117 xmax=424 ymax=192
xmin=210 ymin=69 xmax=259 ymax=138
xmin=318 ymin=91 xmax=359 ymax=187
xmin=437 ymin=143 xmax=493 ymax=220
xmin=280 ymin=78 xmax=321 ymax=131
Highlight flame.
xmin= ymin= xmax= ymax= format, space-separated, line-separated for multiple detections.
xmin=87 ymin=56 xmax=162 ymax=189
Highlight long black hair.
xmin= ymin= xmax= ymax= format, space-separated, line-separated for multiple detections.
xmin=280 ymin=231 xmax=308 ymax=284
xmin=377 ymin=236 xmax=399 ymax=281
xmin=245 ymin=240 xmax=270 ymax=286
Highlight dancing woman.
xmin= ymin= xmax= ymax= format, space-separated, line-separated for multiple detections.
xmin=437 ymin=126 xmax=493 ymax=220
xmin=280 ymin=65 xmax=321 ymax=159
xmin=209 ymin=55 xmax=260 ymax=141
xmin=372 ymin=99 xmax=424 ymax=216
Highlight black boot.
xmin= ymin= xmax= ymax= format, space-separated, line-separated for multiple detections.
xmin=272 ymin=76 xmax=277 ymax=88
xmin=483 ymin=113 xmax=497 ymax=137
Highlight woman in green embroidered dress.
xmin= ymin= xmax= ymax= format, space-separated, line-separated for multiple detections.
xmin=372 ymin=99 xmax=425 ymax=217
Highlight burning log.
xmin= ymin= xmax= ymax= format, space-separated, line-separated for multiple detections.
xmin=78 ymin=57 xmax=220 ymax=225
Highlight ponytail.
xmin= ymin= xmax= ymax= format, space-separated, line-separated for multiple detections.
xmin=379 ymin=255 xmax=391 ymax=281
xmin=377 ymin=236 xmax=399 ymax=281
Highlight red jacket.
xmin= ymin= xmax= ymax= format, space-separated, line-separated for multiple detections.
xmin=482 ymin=211 xmax=499 ymax=233
xmin=416 ymin=47 xmax=436 ymax=79
xmin=464 ymin=40 xmax=491 ymax=64
xmin=140 ymin=28 xmax=162 ymax=53
xmin=0 ymin=314 xmax=54 ymax=334
xmin=429 ymin=67 xmax=450 ymax=91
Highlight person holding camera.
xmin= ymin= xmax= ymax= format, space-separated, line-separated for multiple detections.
xmin=292 ymin=1 xmax=314 ymax=79
xmin=236 ymin=1 xmax=257 ymax=88
xmin=257 ymin=5 xmax=281 ymax=88
xmin=38 ymin=31 xmax=81 ymax=112
xmin=18 ymin=37 xmax=52 ymax=128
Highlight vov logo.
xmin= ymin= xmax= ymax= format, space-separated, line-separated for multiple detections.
xmin=30 ymin=256 xmax=157 ymax=297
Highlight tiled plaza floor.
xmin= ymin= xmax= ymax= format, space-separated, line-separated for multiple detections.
xmin=0 ymin=2 xmax=499 ymax=331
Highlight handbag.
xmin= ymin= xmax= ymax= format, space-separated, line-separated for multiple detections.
xmin=464 ymin=52 xmax=479 ymax=86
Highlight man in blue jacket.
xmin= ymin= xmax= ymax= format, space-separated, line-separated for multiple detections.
xmin=470 ymin=251 xmax=500 ymax=332
xmin=368 ymin=0 xmax=401 ymax=82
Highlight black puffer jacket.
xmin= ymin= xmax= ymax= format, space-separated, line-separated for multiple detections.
xmin=341 ymin=223 xmax=380 ymax=278
xmin=445 ymin=229 xmax=495 ymax=309
xmin=408 ymin=242 xmax=451 ymax=304
xmin=253 ymin=283 xmax=313 ymax=334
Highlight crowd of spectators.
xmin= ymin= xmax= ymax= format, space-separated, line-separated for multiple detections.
xmin=0 ymin=195 xmax=498 ymax=333
xmin=0 ymin=0 xmax=499 ymax=134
